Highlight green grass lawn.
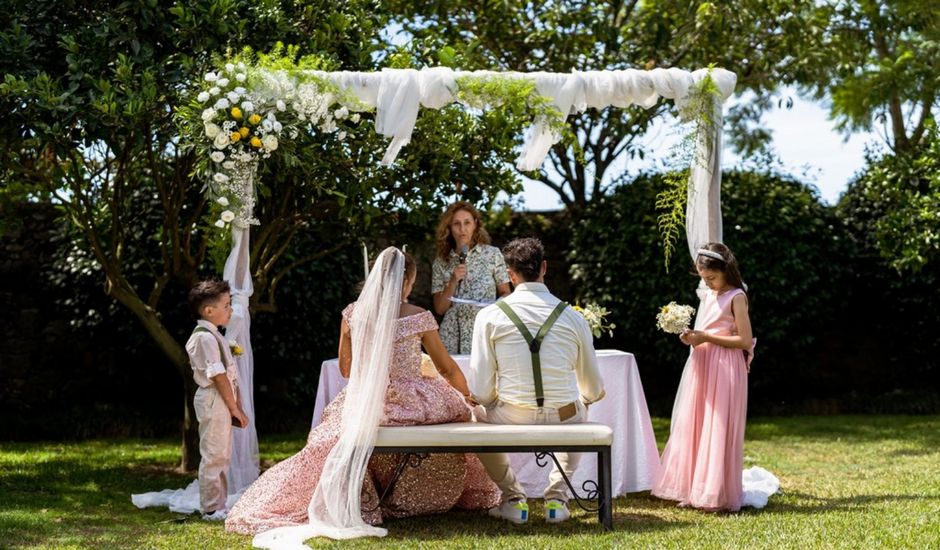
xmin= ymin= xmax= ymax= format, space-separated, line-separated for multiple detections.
xmin=1 ymin=416 xmax=939 ymax=549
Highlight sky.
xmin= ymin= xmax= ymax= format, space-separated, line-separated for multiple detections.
xmin=515 ymin=90 xmax=880 ymax=211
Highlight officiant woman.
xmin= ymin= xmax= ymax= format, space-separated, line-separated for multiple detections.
xmin=431 ymin=201 xmax=511 ymax=354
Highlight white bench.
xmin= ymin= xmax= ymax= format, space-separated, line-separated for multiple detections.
xmin=372 ymin=422 xmax=614 ymax=529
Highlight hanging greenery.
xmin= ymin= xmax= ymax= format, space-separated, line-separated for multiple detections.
xmin=454 ymin=74 xmax=568 ymax=139
xmin=655 ymin=71 xmax=723 ymax=270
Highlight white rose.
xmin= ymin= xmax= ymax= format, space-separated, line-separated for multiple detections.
xmin=213 ymin=132 xmax=230 ymax=149
xmin=204 ymin=72 xmax=218 ymax=82
xmin=334 ymin=106 xmax=349 ymax=119
xmin=222 ymin=161 xmax=235 ymax=170
xmin=350 ymin=113 xmax=361 ymax=123
xmin=197 ymin=91 xmax=210 ymax=103
xmin=262 ymin=119 xmax=273 ymax=131
xmin=241 ymin=101 xmax=254 ymax=112
xmin=220 ymin=210 xmax=236 ymax=223
xmin=337 ymin=130 xmax=347 ymax=141
xmin=236 ymin=73 xmax=246 ymax=82
xmin=237 ymin=62 xmax=246 ymax=70
xmin=273 ymin=121 xmax=282 ymax=132
xmin=217 ymin=77 xmax=230 ymax=87
xmin=226 ymin=91 xmax=240 ymax=104
xmin=213 ymin=172 xmax=230 ymax=183
xmin=262 ymin=135 xmax=278 ymax=152
xmin=276 ymin=100 xmax=286 ymax=112
xmin=225 ymin=63 xmax=235 ymax=72
xmin=209 ymin=86 xmax=220 ymax=96
xmin=210 ymin=151 xmax=225 ymax=163
xmin=201 ymin=108 xmax=216 ymax=122
xmin=234 ymin=86 xmax=246 ymax=94
xmin=216 ymin=196 xmax=229 ymax=206
xmin=204 ymin=123 xmax=220 ymax=138
xmin=214 ymin=219 xmax=226 ymax=228
xmin=214 ymin=98 xmax=230 ymax=110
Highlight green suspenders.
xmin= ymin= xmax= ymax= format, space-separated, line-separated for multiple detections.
xmin=193 ymin=326 xmax=227 ymax=359
xmin=496 ymin=300 xmax=569 ymax=408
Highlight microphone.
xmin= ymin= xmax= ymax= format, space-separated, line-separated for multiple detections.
xmin=456 ymin=244 xmax=469 ymax=297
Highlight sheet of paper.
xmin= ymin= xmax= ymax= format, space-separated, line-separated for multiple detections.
xmin=450 ymin=297 xmax=495 ymax=308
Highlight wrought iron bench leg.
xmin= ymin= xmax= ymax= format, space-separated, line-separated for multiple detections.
xmin=598 ymin=447 xmax=612 ymax=530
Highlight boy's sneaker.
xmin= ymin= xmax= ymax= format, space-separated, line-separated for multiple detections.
xmin=202 ymin=509 xmax=228 ymax=521
xmin=544 ymin=499 xmax=570 ymax=523
xmin=488 ymin=498 xmax=528 ymax=524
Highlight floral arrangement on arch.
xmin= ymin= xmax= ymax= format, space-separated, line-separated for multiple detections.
xmin=180 ymin=46 xmax=368 ymax=233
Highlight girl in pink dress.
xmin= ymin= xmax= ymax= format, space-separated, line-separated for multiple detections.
xmin=225 ymin=251 xmax=499 ymax=539
xmin=652 ymin=242 xmax=754 ymax=512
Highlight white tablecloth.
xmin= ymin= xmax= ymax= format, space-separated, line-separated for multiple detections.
xmin=312 ymin=350 xmax=662 ymax=497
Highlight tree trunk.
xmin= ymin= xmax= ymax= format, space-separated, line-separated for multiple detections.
xmin=105 ymin=279 xmax=200 ymax=469
xmin=181 ymin=374 xmax=201 ymax=472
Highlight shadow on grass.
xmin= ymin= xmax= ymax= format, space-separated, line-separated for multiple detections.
xmin=376 ymin=497 xmax=691 ymax=541
xmin=759 ymin=490 xmax=940 ymax=515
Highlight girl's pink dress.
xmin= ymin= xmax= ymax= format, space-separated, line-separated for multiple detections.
xmin=652 ymin=287 xmax=750 ymax=511
xmin=225 ymin=305 xmax=499 ymax=535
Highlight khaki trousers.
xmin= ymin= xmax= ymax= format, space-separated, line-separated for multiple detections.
xmin=194 ymin=385 xmax=232 ymax=513
xmin=474 ymin=400 xmax=588 ymax=503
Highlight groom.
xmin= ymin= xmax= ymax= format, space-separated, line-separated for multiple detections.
xmin=469 ymin=237 xmax=606 ymax=524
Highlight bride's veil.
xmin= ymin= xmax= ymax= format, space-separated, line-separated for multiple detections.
xmin=253 ymin=247 xmax=404 ymax=547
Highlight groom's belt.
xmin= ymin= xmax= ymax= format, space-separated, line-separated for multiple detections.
xmin=500 ymin=400 xmax=579 ymax=422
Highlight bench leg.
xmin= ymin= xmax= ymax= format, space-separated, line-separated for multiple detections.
xmin=597 ymin=448 xmax=613 ymax=530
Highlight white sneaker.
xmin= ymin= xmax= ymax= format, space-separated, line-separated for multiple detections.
xmin=202 ymin=509 xmax=228 ymax=521
xmin=488 ymin=498 xmax=529 ymax=524
xmin=544 ymin=499 xmax=570 ymax=523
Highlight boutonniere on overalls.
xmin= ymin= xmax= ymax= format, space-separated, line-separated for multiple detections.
xmin=228 ymin=339 xmax=244 ymax=357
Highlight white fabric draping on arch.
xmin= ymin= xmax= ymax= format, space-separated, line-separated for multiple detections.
xmin=298 ymin=67 xmax=737 ymax=172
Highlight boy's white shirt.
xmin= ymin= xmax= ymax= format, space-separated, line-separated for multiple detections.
xmin=186 ymin=319 xmax=239 ymax=393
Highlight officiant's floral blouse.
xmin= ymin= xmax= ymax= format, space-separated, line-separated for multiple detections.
xmin=432 ymin=244 xmax=509 ymax=354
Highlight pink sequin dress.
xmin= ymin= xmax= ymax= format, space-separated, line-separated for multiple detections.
xmin=225 ymin=305 xmax=500 ymax=535
xmin=652 ymin=288 xmax=750 ymax=512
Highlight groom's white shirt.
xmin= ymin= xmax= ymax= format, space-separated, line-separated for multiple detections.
xmin=469 ymin=282 xmax=605 ymax=409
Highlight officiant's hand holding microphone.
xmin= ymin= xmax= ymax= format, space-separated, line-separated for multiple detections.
xmin=453 ymin=244 xmax=469 ymax=296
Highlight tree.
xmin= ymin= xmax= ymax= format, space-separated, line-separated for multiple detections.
xmin=791 ymin=1 xmax=940 ymax=271
xmin=0 ymin=1 xmax=521 ymax=468
xmin=800 ymin=0 xmax=939 ymax=155
xmin=384 ymin=0 xmax=825 ymax=211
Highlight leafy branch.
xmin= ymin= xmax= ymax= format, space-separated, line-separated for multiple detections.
xmin=656 ymin=71 xmax=722 ymax=270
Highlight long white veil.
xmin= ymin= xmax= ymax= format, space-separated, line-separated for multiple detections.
xmin=253 ymin=247 xmax=404 ymax=548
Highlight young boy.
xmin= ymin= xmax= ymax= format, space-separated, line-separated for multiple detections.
xmin=186 ymin=280 xmax=249 ymax=521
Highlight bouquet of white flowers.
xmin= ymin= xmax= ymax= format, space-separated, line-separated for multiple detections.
xmin=656 ymin=302 xmax=696 ymax=334
xmin=573 ymin=302 xmax=616 ymax=338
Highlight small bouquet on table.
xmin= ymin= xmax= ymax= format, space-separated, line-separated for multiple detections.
xmin=656 ymin=302 xmax=696 ymax=335
xmin=573 ymin=302 xmax=616 ymax=338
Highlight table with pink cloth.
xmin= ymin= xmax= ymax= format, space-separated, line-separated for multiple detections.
xmin=311 ymin=349 xmax=662 ymax=497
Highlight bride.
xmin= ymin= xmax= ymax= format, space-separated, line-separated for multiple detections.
xmin=225 ymin=247 xmax=499 ymax=544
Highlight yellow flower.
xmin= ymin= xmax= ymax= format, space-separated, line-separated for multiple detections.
xmin=230 ymin=107 xmax=243 ymax=120
xmin=248 ymin=113 xmax=262 ymax=125
xmin=229 ymin=131 xmax=242 ymax=143
xmin=250 ymin=136 xmax=262 ymax=148
xmin=239 ymin=127 xmax=249 ymax=138
xmin=229 ymin=339 xmax=244 ymax=357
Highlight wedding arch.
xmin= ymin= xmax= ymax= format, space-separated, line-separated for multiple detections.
xmin=178 ymin=57 xmax=737 ymax=492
